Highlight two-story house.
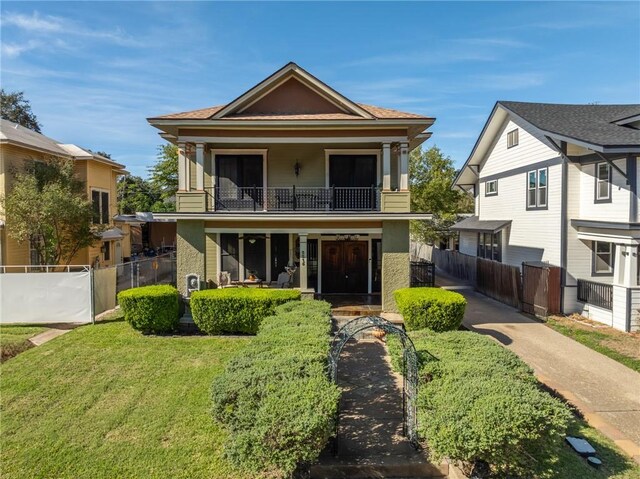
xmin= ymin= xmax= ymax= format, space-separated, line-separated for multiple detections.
xmin=148 ymin=62 xmax=434 ymax=310
xmin=0 ymin=119 xmax=128 ymax=267
xmin=453 ymin=102 xmax=640 ymax=331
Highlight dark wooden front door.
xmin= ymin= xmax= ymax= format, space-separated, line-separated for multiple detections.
xmin=321 ymin=241 xmax=368 ymax=293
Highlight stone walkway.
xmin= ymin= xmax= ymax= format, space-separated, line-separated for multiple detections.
xmin=437 ymin=272 xmax=640 ymax=463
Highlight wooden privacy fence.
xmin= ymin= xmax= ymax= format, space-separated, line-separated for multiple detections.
xmin=522 ymin=262 xmax=562 ymax=316
xmin=476 ymin=257 xmax=522 ymax=309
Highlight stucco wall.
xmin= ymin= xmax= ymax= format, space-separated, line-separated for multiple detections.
xmin=382 ymin=220 xmax=410 ymax=312
xmin=205 ymin=233 xmax=218 ymax=287
xmin=176 ymin=220 xmax=205 ymax=295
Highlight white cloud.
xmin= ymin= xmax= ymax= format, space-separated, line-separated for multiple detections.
xmin=1 ymin=12 xmax=66 ymax=33
xmin=1 ymin=40 xmax=42 ymax=58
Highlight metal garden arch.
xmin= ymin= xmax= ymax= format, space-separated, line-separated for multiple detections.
xmin=329 ymin=315 xmax=421 ymax=449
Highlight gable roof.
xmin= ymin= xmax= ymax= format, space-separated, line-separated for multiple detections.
xmin=0 ymin=119 xmax=70 ymax=157
xmin=454 ymin=101 xmax=640 ymax=189
xmin=499 ymin=101 xmax=640 ymax=150
xmin=148 ymin=62 xmax=433 ymax=123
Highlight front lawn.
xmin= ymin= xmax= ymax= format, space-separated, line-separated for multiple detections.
xmin=545 ymin=315 xmax=640 ymax=373
xmin=0 ymin=324 xmax=48 ymax=362
xmin=0 ymin=312 xmax=253 ymax=479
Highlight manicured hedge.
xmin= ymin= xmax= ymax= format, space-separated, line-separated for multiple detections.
xmin=211 ymin=300 xmax=340 ymax=477
xmin=190 ymin=288 xmax=301 ymax=335
xmin=388 ymin=331 xmax=572 ymax=475
xmin=394 ymin=287 xmax=466 ymax=332
xmin=117 ymin=285 xmax=180 ymax=334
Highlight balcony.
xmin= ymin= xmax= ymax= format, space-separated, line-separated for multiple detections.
xmin=208 ymin=186 xmax=381 ymax=212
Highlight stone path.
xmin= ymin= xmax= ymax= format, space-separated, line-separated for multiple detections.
xmin=437 ymin=272 xmax=640 ymax=463
xmin=28 ymin=324 xmax=78 ymax=346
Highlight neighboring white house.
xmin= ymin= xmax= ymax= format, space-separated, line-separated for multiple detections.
xmin=453 ymin=101 xmax=640 ymax=332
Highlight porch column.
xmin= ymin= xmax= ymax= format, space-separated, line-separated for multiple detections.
xmin=195 ymin=143 xmax=205 ymax=191
xmin=299 ymin=233 xmax=308 ymax=290
xmin=178 ymin=142 xmax=188 ymax=191
xmin=400 ymin=142 xmax=409 ymax=190
xmin=382 ymin=143 xmax=391 ymax=190
xmin=614 ymin=244 xmax=638 ymax=287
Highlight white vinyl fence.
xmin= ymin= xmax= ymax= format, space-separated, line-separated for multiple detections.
xmin=0 ymin=266 xmax=93 ymax=324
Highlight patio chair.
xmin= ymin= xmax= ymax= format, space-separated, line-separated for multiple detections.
xmin=217 ymin=271 xmax=237 ymax=288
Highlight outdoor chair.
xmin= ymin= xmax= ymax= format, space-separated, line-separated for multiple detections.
xmin=277 ymin=271 xmax=293 ymax=288
xmin=217 ymin=271 xmax=237 ymax=288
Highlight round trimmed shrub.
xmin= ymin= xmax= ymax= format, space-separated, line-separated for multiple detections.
xmin=394 ymin=287 xmax=466 ymax=331
xmin=190 ymin=288 xmax=300 ymax=335
xmin=117 ymin=285 xmax=180 ymax=334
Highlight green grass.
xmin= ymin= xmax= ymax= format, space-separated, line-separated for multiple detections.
xmin=0 ymin=325 xmax=48 ymax=362
xmin=0 ymin=313 xmax=254 ymax=479
xmin=545 ymin=317 xmax=640 ymax=373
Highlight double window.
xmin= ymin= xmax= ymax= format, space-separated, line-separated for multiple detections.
xmin=91 ymin=190 xmax=110 ymax=224
xmin=595 ymin=162 xmax=612 ymax=203
xmin=477 ymin=232 xmax=502 ymax=262
xmin=592 ymin=241 xmax=614 ymax=275
xmin=527 ymin=168 xmax=548 ymax=209
xmin=485 ymin=179 xmax=498 ymax=196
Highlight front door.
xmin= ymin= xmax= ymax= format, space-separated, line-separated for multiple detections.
xmin=321 ymin=241 xmax=368 ymax=293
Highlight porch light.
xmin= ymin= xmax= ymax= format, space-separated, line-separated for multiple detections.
xmin=294 ymin=161 xmax=302 ymax=177
xmin=248 ymin=238 xmax=256 ymax=245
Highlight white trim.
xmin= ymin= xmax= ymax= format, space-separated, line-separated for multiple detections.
xmin=160 ymin=212 xmax=432 ymax=221
xmin=180 ymin=136 xmax=408 ymax=144
xmin=265 ymin=233 xmax=272 ymax=283
xmin=324 ymin=148 xmax=382 ymax=188
xmin=178 ymin=142 xmax=187 ymax=191
xmin=210 ymin=149 xmax=269 ymax=212
xmin=209 ymin=148 xmax=269 ymax=155
xmin=577 ymin=231 xmax=640 ymax=246
xmin=382 ymin=143 xmax=391 ymax=190
xmin=400 ymin=142 xmax=409 ymax=190
xmin=149 ymin=119 xmax=433 ymax=127
xmin=238 ymin=234 xmax=245 ymax=281
xmin=195 ymin=143 xmax=205 ymax=190
xmin=205 ymin=227 xmax=383 ymax=234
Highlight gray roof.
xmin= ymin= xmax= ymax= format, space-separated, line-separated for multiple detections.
xmin=451 ymin=216 xmax=511 ymax=233
xmin=499 ymin=101 xmax=640 ymax=149
xmin=0 ymin=119 xmax=70 ymax=156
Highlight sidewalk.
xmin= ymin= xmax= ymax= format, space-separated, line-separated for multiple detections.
xmin=437 ymin=273 xmax=640 ymax=462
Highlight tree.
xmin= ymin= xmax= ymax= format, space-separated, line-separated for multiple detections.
xmin=0 ymin=89 xmax=42 ymax=133
xmin=0 ymin=158 xmax=98 ymax=265
xmin=410 ymin=146 xmax=474 ymax=245
xmin=149 ymin=143 xmax=178 ymax=202
xmin=117 ymin=175 xmax=156 ymax=214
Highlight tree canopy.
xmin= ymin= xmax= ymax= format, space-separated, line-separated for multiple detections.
xmin=409 ymin=146 xmax=474 ymax=244
xmin=0 ymin=158 xmax=97 ymax=265
xmin=0 ymin=89 xmax=42 ymax=133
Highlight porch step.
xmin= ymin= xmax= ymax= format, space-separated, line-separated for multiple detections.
xmin=309 ymin=457 xmax=448 ymax=478
xmin=331 ymin=305 xmax=383 ymax=317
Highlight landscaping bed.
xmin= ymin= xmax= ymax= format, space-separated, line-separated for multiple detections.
xmin=545 ymin=314 xmax=640 ymax=373
xmin=0 ymin=325 xmax=48 ymax=362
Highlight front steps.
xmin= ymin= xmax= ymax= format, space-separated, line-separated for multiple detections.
xmin=309 ymin=456 xmax=448 ymax=478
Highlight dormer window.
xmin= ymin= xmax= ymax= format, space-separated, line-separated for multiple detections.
xmin=507 ymin=129 xmax=519 ymax=148
xmin=595 ymin=162 xmax=612 ymax=203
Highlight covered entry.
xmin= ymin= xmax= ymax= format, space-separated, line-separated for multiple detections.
xmin=322 ymin=241 xmax=368 ymax=293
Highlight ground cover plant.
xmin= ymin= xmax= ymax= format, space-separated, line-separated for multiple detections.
xmin=117 ymin=284 xmax=180 ymax=334
xmin=0 ymin=324 xmax=47 ymax=362
xmin=0 ymin=311 xmax=254 ymax=479
xmin=386 ymin=330 xmax=639 ymax=478
xmin=190 ymin=288 xmax=301 ymax=334
xmin=545 ymin=315 xmax=640 ymax=373
xmin=394 ymin=287 xmax=466 ymax=331
xmin=211 ymin=300 xmax=340 ymax=477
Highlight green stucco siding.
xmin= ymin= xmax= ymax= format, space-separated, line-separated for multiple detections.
xmin=381 ymin=220 xmax=410 ymax=312
xmin=176 ymin=220 xmax=205 ymax=295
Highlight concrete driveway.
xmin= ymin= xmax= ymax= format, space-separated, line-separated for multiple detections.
xmin=437 ymin=274 xmax=640 ymax=463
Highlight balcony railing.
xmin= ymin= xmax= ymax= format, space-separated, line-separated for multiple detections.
xmin=577 ymin=279 xmax=613 ymax=310
xmin=209 ymin=186 xmax=381 ymax=212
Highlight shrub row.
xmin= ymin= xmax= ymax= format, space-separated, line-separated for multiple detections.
xmin=388 ymin=330 xmax=572 ymax=475
xmin=190 ymin=288 xmax=301 ymax=334
xmin=211 ymin=300 xmax=340 ymax=477
xmin=394 ymin=287 xmax=466 ymax=332
xmin=117 ymin=285 xmax=180 ymax=334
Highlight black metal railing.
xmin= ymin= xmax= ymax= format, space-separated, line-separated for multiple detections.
xmin=577 ymin=279 xmax=613 ymax=310
xmin=410 ymin=261 xmax=435 ymax=287
xmin=209 ymin=186 xmax=380 ymax=212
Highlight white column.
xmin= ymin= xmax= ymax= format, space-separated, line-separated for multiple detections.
xmin=382 ymin=143 xmax=391 ymax=190
xmin=299 ymin=233 xmax=308 ymax=290
xmin=195 ymin=143 xmax=205 ymax=191
xmin=615 ymin=244 xmax=638 ymax=287
xmin=178 ymin=142 xmax=187 ymax=191
xmin=400 ymin=142 xmax=409 ymax=190
xmin=265 ymin=234 xmax=272 ymax=284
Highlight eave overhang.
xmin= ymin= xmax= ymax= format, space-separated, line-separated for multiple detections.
xmin=152 ymin=212 xmax=433 ymax=221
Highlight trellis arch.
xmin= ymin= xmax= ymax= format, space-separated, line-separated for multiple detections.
xmin=329 ymin=316 xmax=421 ymax=448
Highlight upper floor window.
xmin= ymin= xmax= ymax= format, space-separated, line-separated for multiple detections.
xmin=507 ymin=129 xmax=519 ymax=148
xmin=595 ymin=162 xmax=612 ymax=203
xmin=92 ymin=190 xmax=110 ymax=224
xmin=527 ymin=168 xmax=548 ymax=209
xmin=592 ymin=241 xmax=614 ymax=275
xmin=485 ymin=179 xmax=498 ymax=196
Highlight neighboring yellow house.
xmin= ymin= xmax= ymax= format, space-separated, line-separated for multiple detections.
xmin=0 ymin=119 xmax=127 ymax=267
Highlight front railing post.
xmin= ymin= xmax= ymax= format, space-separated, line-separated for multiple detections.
xmin=253 ymin=185 xmax=257 ymax=212
xmin=293 ymin=185 xmax=297 ymax=211
xmin=331 ymin=185 xmax=336 ymax=210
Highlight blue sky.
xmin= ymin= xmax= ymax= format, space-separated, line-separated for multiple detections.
xmin=1 ymin=1 xmax=639 ymax=177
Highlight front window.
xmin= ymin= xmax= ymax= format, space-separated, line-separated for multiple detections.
xmin=593 ymin=241 xmax=614 ymax=275
xmin=527 ymin=168 xmax=548 ymax=209
xmin=595 ymin=162 xmax=611 ymax=202
xmin=102 ymin=241 xmax=111 ymax=262
xmin=92 ymin=190 xmax=110 ymax=224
